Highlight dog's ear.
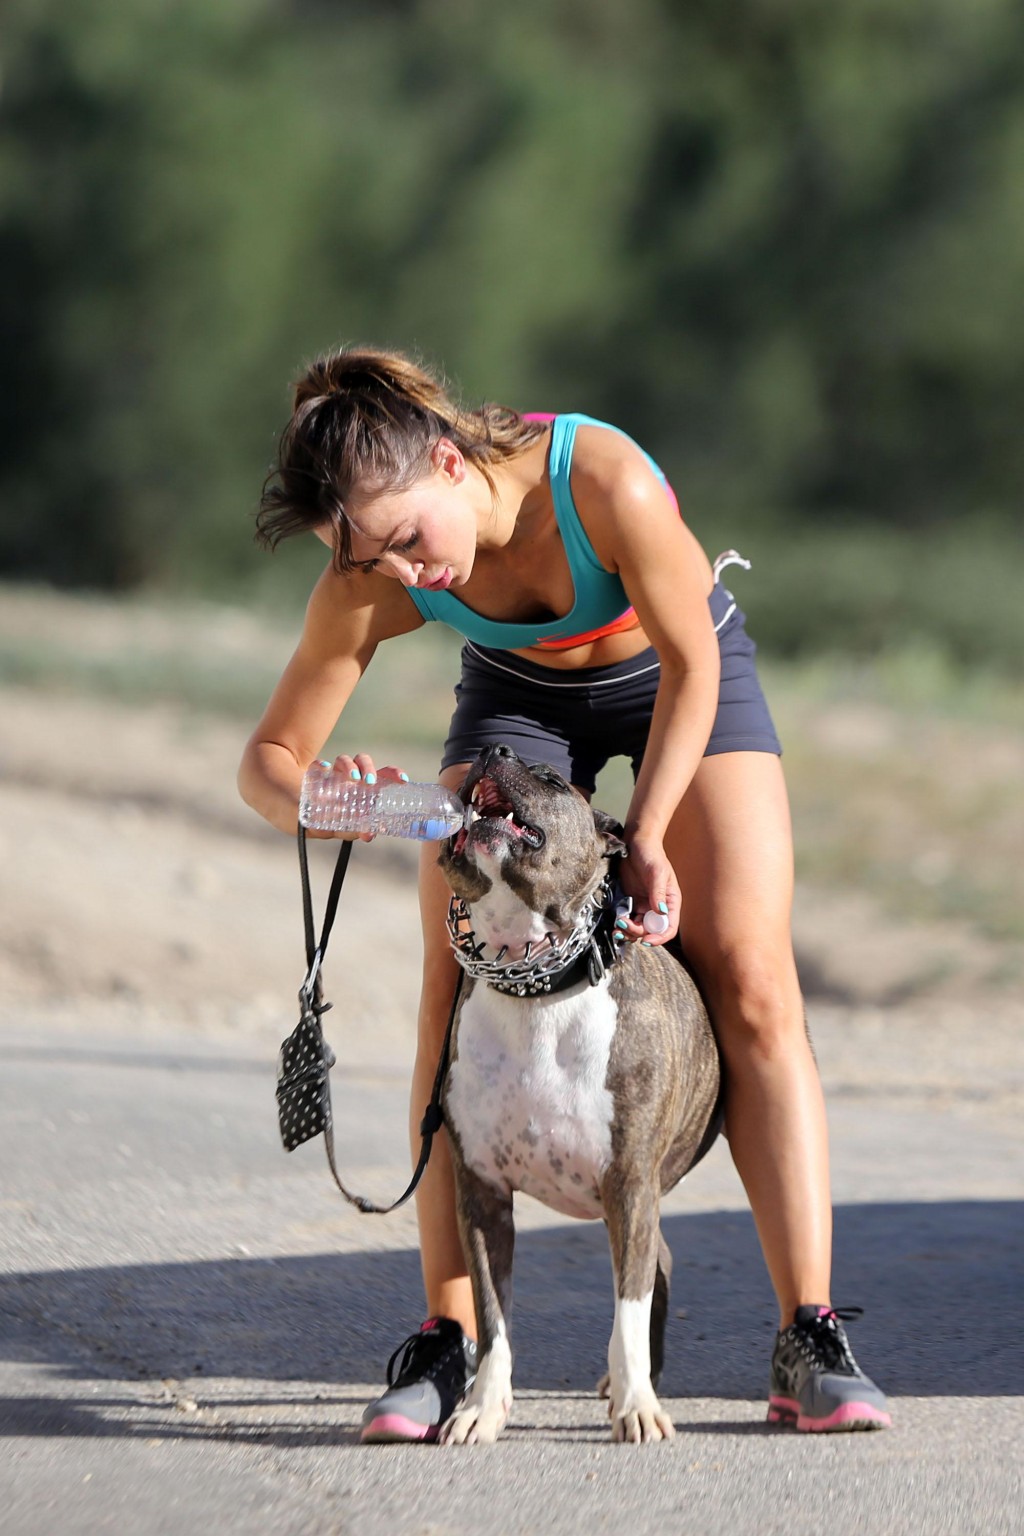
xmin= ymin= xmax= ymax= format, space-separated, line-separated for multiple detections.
xmin=592 ymin=807 xmax=627 ymax=859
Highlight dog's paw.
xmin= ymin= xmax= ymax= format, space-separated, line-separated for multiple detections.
xmin=441 ymin=1400 xmax=510 ymax=1446
xmin=609 ymin=1392 xmax=675 ymax=1444
xmin=596 ymin=1371 xmax=610 ymax=1399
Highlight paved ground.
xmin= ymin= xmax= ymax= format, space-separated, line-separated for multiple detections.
xmin=2 ymin=998 xmax=1021 ymax=1536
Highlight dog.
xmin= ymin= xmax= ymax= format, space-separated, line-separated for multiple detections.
xmin=436 ymin=744 xmax=722 ymax=1444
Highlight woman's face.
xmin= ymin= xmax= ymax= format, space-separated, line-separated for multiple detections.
xmin=318 ymin=441 xmax=480 ymax=592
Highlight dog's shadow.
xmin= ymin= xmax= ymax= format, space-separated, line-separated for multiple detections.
xmin=3 ymin=1198 xmax=1019 ymax=1442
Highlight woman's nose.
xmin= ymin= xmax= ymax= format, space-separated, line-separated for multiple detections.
xmin=383 ymin=554 xmax=420 ymax=586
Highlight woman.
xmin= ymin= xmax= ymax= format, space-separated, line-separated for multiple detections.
xmin=239 ymin=345 xmax=890 ymax=1441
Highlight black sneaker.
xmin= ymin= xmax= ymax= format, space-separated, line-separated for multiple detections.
xmin=360 ymin=1317 xmax=478 ymax=1444
xmin=768 ymin=1305 xmax=892 ymax=1432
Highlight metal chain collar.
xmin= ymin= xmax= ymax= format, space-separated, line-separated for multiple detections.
xmin=446 ymin=875 xmax=627 ymax=997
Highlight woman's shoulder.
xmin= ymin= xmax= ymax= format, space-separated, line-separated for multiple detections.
xmin=565 ymin=419 xmax=666 ymax=513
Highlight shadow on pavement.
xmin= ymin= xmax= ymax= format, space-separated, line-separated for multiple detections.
xmin=2 ymin=1198 xmax=1019 ymax=1446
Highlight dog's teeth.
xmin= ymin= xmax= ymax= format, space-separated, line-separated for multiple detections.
xmin=504 ymin=810 xmax=514 ymax=821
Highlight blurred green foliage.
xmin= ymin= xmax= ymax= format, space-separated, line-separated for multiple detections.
xmin=1 ymin=0 xmax=1021 ymax=667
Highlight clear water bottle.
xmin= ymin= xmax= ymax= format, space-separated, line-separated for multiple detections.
xmin=299 ymin=764 xmax=466 ymax=840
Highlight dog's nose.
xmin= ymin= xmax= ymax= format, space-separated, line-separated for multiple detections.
xmin=482 ymin=744 xmax=516 ymax=770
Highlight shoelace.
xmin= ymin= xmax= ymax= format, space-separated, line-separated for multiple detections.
xmin=793 ymin=1306 xmax=864 ymax=1374
xmin=386 ymin=1325 xmax=462 ymax=1388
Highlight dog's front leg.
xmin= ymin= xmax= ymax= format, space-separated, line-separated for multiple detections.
xmin=602 ymin=1170 xmax=676 ymax=1443
xmin=441 ymin=1161 xmax=515 ymax=1446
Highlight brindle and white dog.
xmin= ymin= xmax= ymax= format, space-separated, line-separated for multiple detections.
xmin=437 ymin=744 xmax=722 ymax=1444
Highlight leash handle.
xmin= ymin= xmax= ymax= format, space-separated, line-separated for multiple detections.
xmin=298 ymin=824 xmax=352 ymax=979
xmin=292 ymin=824 xmax=460 ymax=1215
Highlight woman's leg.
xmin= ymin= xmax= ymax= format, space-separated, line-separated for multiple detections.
xmin=410 ymin=776 xmax=476 ymax=1340
xmin=359 ymin=766 xmax=479 ymax=1443
xmin=665 ymin=750 xmax=832 ymax=1328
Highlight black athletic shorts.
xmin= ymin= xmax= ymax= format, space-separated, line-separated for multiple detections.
xmin=440 ymin=581 xmax=782 ymax=794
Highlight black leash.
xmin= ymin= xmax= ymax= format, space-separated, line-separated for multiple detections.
xmin=275 ymin=826 xmax=462 ymax=1214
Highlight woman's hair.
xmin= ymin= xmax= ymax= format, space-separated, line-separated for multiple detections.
xmin=256 ymin=346 xmax=546 ymax=572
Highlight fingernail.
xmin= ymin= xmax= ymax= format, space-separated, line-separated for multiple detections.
xmin=658 ymin=901 xmax=668 ymax=914
xmin=319 ymin=761 xmax=332 ymax=770
xmin=399 ymin=772 xmax=410 ymax=782
xmin=641 ymin=940 xmax=652 ymax=948
xmin=349 ymin=768 xmax=361 ymax=781
xmin=365 ymin=771 xmax=377 ymax=785
xmin=615 ymin=918 xmax=628 ymax=930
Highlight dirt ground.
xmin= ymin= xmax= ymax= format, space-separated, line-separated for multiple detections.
xmin=0 ymin=685 xmax=422 ymax=1077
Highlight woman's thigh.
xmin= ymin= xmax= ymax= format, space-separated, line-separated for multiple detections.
xmin=666 ymin=751 xmax=803 ymax=1047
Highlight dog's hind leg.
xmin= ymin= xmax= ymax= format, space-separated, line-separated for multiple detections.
xmin=441 ymin=1161 xmax=515 ymax=1447
xmin=650 ymin=1229 xmax=672 ymax=1389
xmin=602 ymin=1172 xmax=676 ymax=1443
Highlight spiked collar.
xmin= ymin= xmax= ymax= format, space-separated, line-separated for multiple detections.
xmin=446 ymin=875 xmax=630 ymax=997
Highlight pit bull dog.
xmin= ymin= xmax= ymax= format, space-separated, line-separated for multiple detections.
xmin=437 ymin=744 xmax=722 ymax=1445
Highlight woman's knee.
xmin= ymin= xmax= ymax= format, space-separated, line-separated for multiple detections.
xmin=417 ymin=941 xmax=461 ymax=1046
xmin=416 ymin=827 xmax=461 ymax=1028
xmin=697 ymin=944 xmax=805 ymax=1062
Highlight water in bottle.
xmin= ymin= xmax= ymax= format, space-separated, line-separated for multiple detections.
xmin=299 ymin=764 xmax=467 ymax=840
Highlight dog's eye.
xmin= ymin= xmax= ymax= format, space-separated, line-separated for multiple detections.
xmin=530 ymin=763 xmax=570 ymax=792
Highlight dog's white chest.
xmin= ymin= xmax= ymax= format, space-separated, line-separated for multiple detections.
xmin=447 ymin=982 xmax=618 ymax=1220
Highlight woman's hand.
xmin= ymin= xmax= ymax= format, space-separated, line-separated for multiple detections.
xmin=308 ymin=752 xmax=410 ymax=841
xmin=617 ymin=832 xmax=680 ymax=946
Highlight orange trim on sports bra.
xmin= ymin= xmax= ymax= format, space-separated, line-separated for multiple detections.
xmin=531 ymin=605 xmax=640 ymax=651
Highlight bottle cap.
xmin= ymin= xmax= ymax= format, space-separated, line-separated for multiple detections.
xmin=642 ymin=909 xmax=670 ymax=935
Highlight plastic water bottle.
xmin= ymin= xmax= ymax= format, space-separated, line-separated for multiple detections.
xmin=299 ymin=763 xmax=466 ymax=840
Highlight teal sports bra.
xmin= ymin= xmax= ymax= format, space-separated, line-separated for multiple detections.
xmin=403 ymin=414 xmax=670 ymax=648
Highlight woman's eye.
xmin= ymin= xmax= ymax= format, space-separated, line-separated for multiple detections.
xmin=357 ymin=533 xmax=417 ymax=572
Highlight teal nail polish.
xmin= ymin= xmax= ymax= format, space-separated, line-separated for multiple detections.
xmin=349 ymin=768 xmax=361 ymax=781
xmin=319 ymin=760 xmax=332 ymax=770
xmin=365 ymin=771 xmax=377 ymax=785
xmin=399 ymin=772 xmax=410 ymax=782
xmin=658 ymin=901 xmax=669 ymax=914
xmin=641 ymin=940 xmax=652 ymax=948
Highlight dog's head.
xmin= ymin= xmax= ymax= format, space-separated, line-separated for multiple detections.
xmin=439 ymin=745 xmax=625 ymax=956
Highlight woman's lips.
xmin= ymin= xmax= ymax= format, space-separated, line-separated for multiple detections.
xmin=425 ymin=568 xmax=453 ymax=591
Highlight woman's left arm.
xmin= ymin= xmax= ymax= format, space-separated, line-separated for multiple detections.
xmin=574 ymin=434 xmax=721 ymax=941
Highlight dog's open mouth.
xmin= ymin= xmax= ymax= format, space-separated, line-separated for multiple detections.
xmin=451 ymin=775 xmax=545 ymax=858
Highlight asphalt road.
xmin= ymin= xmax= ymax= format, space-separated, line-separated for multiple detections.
xmin=2 ymin=1003 xmax=1022 ymax=1536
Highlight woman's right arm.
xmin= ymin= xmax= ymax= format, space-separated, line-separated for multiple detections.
xmin=237 ymin=565 xmax=423 ymax=836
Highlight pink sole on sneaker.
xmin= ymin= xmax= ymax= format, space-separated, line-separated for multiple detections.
xmin=360 ymin=1412 xmax=439 ymax=1444
xmin=768 ymin=1393 xmax=891 ymax=1432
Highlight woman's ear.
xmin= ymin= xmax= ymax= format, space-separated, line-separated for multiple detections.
xmin=433 ymin=437 xmax=466 ymax=484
